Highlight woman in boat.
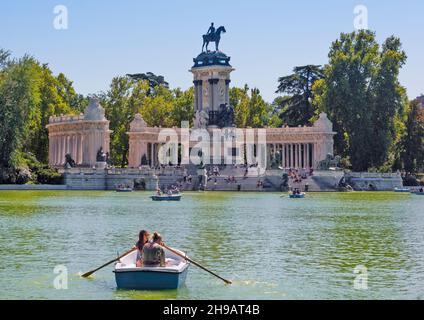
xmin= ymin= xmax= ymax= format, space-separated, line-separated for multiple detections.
xmin=141 ymin=232 xmax=166 ymax=267
xmin=135 ymin=230 xmax=150 ymax=267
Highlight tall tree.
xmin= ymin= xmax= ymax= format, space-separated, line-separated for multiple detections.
xmin=230 ymin=86 xmax=250 ymax=128
xmin=0 ymin=56 xmax=41 ymax=168
xmin=126 ymin=72 xmax=169 ymax=95
xmin=276 ymin=65 xmax=323 ymax=126
xmin=247 ymin=88 xmax=269 ymax=128
xmin=170 ymin=87 xmax=194 ymax=127
xmin=102 ymin=76 xmax=144 ymax=167
xmin=369 ymin=36 xmax=407 ymax=167
xmin=314 ymin=30 xmax=408 ymax=171
xmin=401 ymin=100 xmax=424 ymax=172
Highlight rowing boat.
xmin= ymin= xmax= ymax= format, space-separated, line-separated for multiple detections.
xmin=151 ymin=194 xmax=182 ymax=201
xmin=113 ymin=247 xmax=189 ymax=290
xmin=289 ymin=193 xmax=306 ymax=198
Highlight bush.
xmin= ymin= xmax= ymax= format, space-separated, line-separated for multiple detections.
xmin=403 ymin=175 xmax=419 ymax=187
xmin=0 ymin=166 xmax=32 ymax=184
xmin=0 ymin=153 xmax=63 ymax=185
xmin=35 ymin=167 xmax=63 ymax=185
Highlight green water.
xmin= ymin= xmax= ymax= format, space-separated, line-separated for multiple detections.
xmin=0 ymin=190 xmax=423 ymax=300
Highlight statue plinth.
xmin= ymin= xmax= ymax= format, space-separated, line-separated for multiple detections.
xmin=192 ymin=51 xmax=232 ymax=68
xmin=96 ymin=161 xmax=107 ymax=169
xmin=191 ymin=51 xmax=234 ymax=129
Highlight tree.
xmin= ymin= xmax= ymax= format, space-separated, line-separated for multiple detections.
xmin=401 ymin=100 xmax=424 ymax=172
xmin=314 ymin=30 xmax=408 ymax=171
xmin=230 ymin=86 xmax=249 ymax=128
xmin=0 ymin=49 xmax=10 ymax=69
xmin=0 ymin=55 xmax=41 ymax=168
xmin=170 ymin=87 xmax=194 ymax=127
xmin=276 ymin=65 xmax=323 ymax=126
xmin=102 ymin=76 xmax=140 ymax=167
xmin=29 ymin=65 xmax=78 ymax=164
xmin=126 ymin=72 xmax=169 ymax=95
xmin=369 ymin=36 xmax=407 ymax=168
xmin=230 ymin=86 xmax=270 ymax=128
xmin=248 ymin=88 xmax=269 ymax=127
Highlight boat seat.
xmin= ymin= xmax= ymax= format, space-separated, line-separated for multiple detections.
xmin=165 ymin=258 xmax=179 ymax=266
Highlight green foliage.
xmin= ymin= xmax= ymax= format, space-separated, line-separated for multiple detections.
xmin=400 ymin=100 xmax=424 ymax=172
xmin=126 ymin=72 xmax=169 ymax=95
xmin=230 ymin=85 xmax=270 ymax=128
xmin=230 ymin=86 xmax=249 ymax=127
xmin=102 ymin=76 xmax=194 ymax=167
xmin=314 ymin=31 xmax=408 ymax=171
xmin=0 ymin=55 xmax=41 ymax=168
xmin=276 ymin=65 xmax=324 ymax=126
xmin=0 ymin=48 xmax=83 ymax=183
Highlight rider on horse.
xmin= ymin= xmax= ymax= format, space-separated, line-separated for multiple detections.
xmin=206 ymin=22 xmax=215 ymax=37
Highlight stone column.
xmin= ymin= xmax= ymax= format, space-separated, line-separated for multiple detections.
xmin=225 ymin=79 xmax=231 ymax=105
xmin=194 ymin=80 xmax=203 ymax=112
xmin=151 ymin=143 xmax=155 ymax=167
xmin=73 ymin=135 xmax=77 ymax=161
xmin=53 ymin=135 xmax=57 ymax=165
xmin=298 ymin=143 xmax=302 ymax=168
xmin=56 ymin=135 xmax=61 ymax=165
xmin=306 ymin=143 xmax=310 ymax=168
xmin=57 ymin=135 xmax=62 ymax=165
xmin=76 ymin=134 xmax=80 ymax=163
xmin=208 ymin=79 xmax=214 ymax=112
xmin=69 ymin=135 xmax=74 ymax=160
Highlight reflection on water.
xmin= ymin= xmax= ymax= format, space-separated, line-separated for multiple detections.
xmin=0 ymin=191 xmax=423 ymax=299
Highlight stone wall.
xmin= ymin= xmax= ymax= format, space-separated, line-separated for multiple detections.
xmin=345 ymin=172 xmax=403 ymax=191
xmin=63 ymin=168 xmax=186 ymax=191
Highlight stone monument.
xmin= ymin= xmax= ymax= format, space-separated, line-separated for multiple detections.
xmin=191 ymin=23 xmax=235 ymax=128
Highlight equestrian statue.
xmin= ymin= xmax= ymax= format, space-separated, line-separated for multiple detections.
xmin=202 ymin=22 xmax=227 ymax=52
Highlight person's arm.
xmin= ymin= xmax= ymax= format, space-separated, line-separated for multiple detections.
xmin=135 ymin=249 xmax=142 ymax=267
xmin=160 ymin=248 xmax=165 ymax=267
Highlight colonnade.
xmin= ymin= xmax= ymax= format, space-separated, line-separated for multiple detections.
xmin=267 ymin=143 xmax=314 ymax=169
xmin=49 ymin=133 xmax=84 ymax=166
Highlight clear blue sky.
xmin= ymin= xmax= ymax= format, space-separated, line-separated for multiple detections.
xmin=1 ymin=0 xmax=423 ymax=102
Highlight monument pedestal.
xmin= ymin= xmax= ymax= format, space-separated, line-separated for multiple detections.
xmin=96 ymin=161 xmax=107 ymax=169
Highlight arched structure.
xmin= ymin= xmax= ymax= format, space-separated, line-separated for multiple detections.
xmin=46 ymin=98 xmax=111 ymax=167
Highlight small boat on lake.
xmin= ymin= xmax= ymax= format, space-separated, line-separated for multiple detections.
xmin=151 ymin=194 xmax=182 ymax=201
xmin=116 ymin=186 xmax=133 ymax=192
xmin=113 ymin=247 xmax=189 ymax=290
xmin=289 ymin=192 xmax=306 ymax=199
xmin=394 ymin=187 xmax=410 ymax=193
xmin=289 ymin=188 xmax=306 ymax=198
xmin=411 ymin=191 xmax=424 ymax=196
xmin=115 ymin=183 xmax=133 ymax=192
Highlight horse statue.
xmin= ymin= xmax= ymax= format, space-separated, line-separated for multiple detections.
xmin=202 ymin=26 xmax=226 ymax=52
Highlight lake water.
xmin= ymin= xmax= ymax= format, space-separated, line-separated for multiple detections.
xmin=0 ymin=190 xmax=423 ymax=300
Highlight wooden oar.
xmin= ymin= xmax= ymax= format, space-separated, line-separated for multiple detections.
xmin=162 ymin=243 xmax=232 ymax=285
xmin=81 ymin=247 xmax=137 ymax=278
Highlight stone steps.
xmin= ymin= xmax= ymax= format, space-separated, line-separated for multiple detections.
xmin=205 ymin=176 xmax=269 ymax=191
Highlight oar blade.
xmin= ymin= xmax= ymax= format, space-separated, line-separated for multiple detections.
xmin=81 ymin=271 xmax=95 ymax=278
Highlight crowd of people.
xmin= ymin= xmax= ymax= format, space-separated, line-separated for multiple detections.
xmin=287 ymin=168 xmax=314 ymax=183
